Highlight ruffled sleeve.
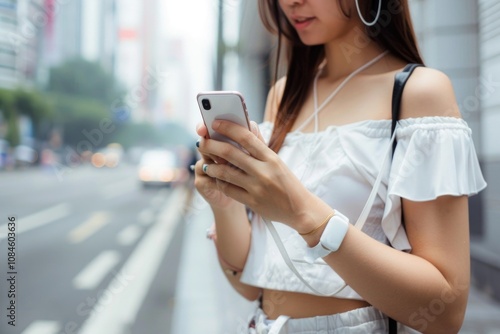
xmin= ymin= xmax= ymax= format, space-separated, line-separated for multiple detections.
xmin=382 ymin=117 xmax=487 ymax=251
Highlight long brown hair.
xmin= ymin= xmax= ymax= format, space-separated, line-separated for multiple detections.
xmin=258 ymin=0 xmax=424 ymax=152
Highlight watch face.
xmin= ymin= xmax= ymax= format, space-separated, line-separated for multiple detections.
xmin=319 ymin=213 xmax=350 ymax=253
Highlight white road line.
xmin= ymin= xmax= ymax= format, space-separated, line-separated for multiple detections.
xmin=67 ymin=212 xmax=111 ymax=244
xmin=138 ymin=209 xmax=154 ymax=225
xmin=0 ymin=203 xmax=71 ymax=240
xmin=78 ymin=187 xmax=189 ymax=334
xmin=73 ymin=250 xmax=121 ymax=290
xmin=21 ymin=321 xmax=61 ymax=334
xmin=117 ymin=225 xmax=142 ymax=246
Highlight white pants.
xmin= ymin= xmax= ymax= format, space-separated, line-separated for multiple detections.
xmin=247 ymin=306 xmax=421 ymax=334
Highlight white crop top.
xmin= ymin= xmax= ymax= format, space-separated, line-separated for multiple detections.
xmin=240 ymin=116 xmax=487 ymax=300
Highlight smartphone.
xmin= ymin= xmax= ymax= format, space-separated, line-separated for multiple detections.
xmin=197 ymin=91 xmax=251 ymax=147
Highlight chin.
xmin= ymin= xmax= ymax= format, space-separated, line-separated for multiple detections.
xmin=296 ymin=32 xmax=330 ymax=46
xmin=298 ymin=38 xmax=327 ymax=47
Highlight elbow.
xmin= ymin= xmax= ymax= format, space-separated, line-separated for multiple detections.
xmin=437 ymin=309 xmax=466 ymax=334
xmin=406 ymin=285 xmax=468 ymax=334
xmin=407 ymin=304 xmax=466 ymax=334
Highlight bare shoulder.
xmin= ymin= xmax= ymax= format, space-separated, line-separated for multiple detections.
xmin=264 ymin=76 xmax=287 ymax=123
xmin=400 ymin=67 xmax=461 ymax=120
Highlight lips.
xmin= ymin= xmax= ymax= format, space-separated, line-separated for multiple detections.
xmin=291 ymin=16 xmax=315 ymax=30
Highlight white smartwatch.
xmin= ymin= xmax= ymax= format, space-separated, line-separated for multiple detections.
xmin=304 ymin=211 xmax=350 ymax=264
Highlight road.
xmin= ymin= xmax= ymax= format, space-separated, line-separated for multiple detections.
xmin=0 ymin=164 xmax=189 ymax=334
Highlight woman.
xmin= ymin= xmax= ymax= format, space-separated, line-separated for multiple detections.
xmin=194 ymin=0 xmax=487 ymax=332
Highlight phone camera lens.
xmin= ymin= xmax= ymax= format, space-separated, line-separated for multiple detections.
xmin=202 ymin=99 xmax=211 ymax=111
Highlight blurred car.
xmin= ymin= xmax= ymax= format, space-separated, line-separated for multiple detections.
xmin=138 ymin=149 xmax=189 ymax=187
xmin=91 ymin=143 xmax=124 ymax=168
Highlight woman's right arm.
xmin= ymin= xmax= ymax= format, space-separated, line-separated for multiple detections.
xmin=194 ymin=138 xmax=261 ymax=301
xmin=194 ymin=77 xmax=285 ymax=301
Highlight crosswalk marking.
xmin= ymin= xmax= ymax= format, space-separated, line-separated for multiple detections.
xmin=21 ymin=321 xmax=60 ymax=334
xmin=117 ymin=225 xmax=142 ymax=246
xmin=0 ymin=203 xmax=71 ymax=240
xmin=73 ymin=250 xmax=121 ymax=290
xmin=67 ymin=211 xmax=111 ymax=244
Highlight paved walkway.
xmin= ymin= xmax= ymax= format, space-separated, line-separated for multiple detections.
xmin=170 ymin=195 xmax=255 ymax=334
xmin=172 ymin=195 xmax=500 ymax=333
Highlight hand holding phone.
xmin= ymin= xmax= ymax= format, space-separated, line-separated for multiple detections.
xmin=197 ymin=91 xmax=251 ymax=149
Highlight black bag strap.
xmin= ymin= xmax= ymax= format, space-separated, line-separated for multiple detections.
xmin=388 ymin=63 xmax=422 ymax=334
xmin=391 ymin=63 xmax=423 ymax=156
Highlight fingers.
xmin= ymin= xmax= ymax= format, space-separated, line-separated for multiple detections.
xmin=198 ymin=137 xmax=258 ymax=174
xmin=197 ymin=137 xmax=228 ymax=165
xmin=195 ymin=123 xmax=213 ymax=163
xmin=202 ymin=163 xmax=251 ymax=205
xmin=250 ymin=121 xmax=265 ymax=143
xmin=202 ymin=161 xmax=251 ymax=189
xmin=212 ymin=120 xmax=271 ymax=161
xmin=196 ymin=123 xmax=208 ymax=137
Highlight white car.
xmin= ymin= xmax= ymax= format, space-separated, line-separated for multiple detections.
xmin=138 ymin=149 xmax=188 ymax=187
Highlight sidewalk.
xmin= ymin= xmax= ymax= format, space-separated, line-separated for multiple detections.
xmin=171 ymin=194 xmax=256 ymax=334
xmin=171 ymin=194 xmax=500 ymax=333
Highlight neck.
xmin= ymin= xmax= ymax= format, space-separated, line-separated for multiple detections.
xmin=322 ymin=27 xmax=387 ymax=80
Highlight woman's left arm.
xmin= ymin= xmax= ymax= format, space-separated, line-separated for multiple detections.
xmin=317 ymin=68 xmax=470 ymax=333
xmin=319 ymin=195 xmax=470 ymax=333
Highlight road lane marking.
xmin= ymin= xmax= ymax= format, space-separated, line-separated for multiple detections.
xmin=78 ymin=187 xmax=189 ymax=334
xmin=67 ymin=212 xmax=111 ymax=244
xmin=117 ymin=225 xmax=142 ymax=246
xmin=73 ymin=250 xmax=121 ymax=290
xmin=21 ymin=321 xmax=61 ymax=334
xmin=138 ymin=209 xmax=154 ymax=225
xmin=0 ymin=203 xmax=71 ymax=240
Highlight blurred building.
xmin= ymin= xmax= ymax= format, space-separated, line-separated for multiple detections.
xmin=46 ymin=0 xmax=164 ymax=122
xmin=114 ymin=0 xmax=163 ymax=122
xmin=217 ymin=0 xmax=272 ymax=122
xmin=0 ymin=0 xmax=119 ymax=88
xmin=0 ymin=0 xmax=20 ymax=88
xmin=224 ymin=0 xmax=500 ymax=300
xmin=48 ymin=0 xmax=118 ymax=80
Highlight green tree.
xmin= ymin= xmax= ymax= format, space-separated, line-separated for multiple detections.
xmin=48 ymin=93 xmax=112 ymax=148
xmin=45 ymin=58 xmax=125 ymax=149
xmin=0 ymin=89 xmax=55 ymax=146
xmin=13 ymin=89 xmax=53 ymax=140
xmin=47 ymin=58 xmax=123 ymax=105
xmin=0 ymin=90 xmax=19 ymax=147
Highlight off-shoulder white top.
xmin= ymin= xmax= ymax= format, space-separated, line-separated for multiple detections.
xmin=240 ymin=117 xmax=487 ymax=300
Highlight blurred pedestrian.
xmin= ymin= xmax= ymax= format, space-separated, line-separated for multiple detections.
xmin=194 ymin=0 xmax=486 ymax=333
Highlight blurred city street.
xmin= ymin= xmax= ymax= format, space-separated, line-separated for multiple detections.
xmin=0 ymin=164 xmax=190 ymax=334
